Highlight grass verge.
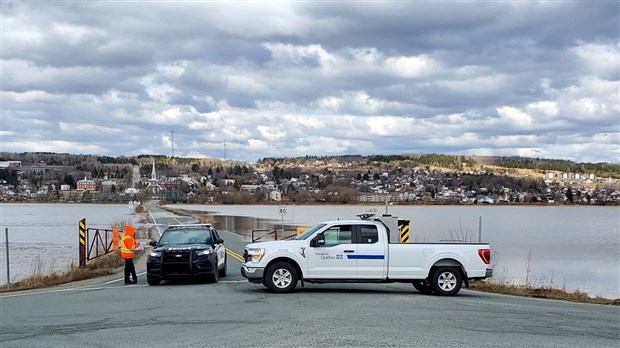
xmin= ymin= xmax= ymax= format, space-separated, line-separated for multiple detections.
xmin=0 ymin=251 xmax=136 ymax=293
xmin=469 ymin=280 xmax=619 ymax=305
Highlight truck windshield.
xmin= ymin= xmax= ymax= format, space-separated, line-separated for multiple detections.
xmin=159 ymin=229 xmax=212 ymax=246
xmin=295 ymin=223 xmax=327 ymax=240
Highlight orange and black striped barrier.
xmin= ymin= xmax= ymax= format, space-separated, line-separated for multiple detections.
xmin=399 ymin=219 xmax=410 ymax=243
xmin=79 ymin=218 xmax=86 ymax=267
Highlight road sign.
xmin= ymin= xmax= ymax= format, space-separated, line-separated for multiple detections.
xmin=279 ymin=207 xmax=287 ymax=215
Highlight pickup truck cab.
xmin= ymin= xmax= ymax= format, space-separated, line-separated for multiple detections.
xmin=241 ymin=217 xmax=491 ymax=295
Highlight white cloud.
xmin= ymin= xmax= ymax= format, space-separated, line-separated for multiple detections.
xmin=572 ymin=42 xmax=620 ymax=78
xmin=58 ymin=122 xmax=122 ymax=134
xmin=385 ymin=55 xmax=438 ymax=78
xmin=527 ymin=101 xmax=559 ymax=118
xmin=495 ymin=106 xmax=533 ymax=127
xmin=3 ymin=140 xmax=103 ymax=154
xmin=140 ymin=77 xmax=181 ymax=103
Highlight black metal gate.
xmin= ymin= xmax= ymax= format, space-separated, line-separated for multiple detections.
xmin=79 ymin=218 xmax=118 ymax=267
xmin=86 ymin=227 xmax=115 ymax=261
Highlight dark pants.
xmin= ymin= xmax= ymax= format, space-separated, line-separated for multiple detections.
xmin=124 ymin=258 xmax=137 ymax=283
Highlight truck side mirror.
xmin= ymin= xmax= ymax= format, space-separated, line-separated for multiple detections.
xmin=315 ymin=233 xmax=325 ymax=246
xmin=148 ymin=240 xmax=157 ymax=247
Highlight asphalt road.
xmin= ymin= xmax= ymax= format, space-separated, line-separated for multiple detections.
xmin=1 ymin=205 xmax=618 ymax=348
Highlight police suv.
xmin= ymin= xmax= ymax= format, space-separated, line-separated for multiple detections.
xmin=147 ymin=224 xmax=226 ymax=285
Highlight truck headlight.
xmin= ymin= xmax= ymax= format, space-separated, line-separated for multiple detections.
xmin=150 ymin=251 xmax=161 ymax=257
xmin=247 ymin=248 xmax=266 ymax=262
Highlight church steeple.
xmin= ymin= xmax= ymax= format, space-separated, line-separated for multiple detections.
xmin=151 ymin=157 xmax=157 ymax=180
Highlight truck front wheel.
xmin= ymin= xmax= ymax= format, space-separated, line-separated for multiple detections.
xmin=431 ymin=267 xmax=462 ymax=296
xmin=265 ymin=262 xmax=298 ymax=293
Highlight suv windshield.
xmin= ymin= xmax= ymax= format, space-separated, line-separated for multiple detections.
xmin=296 ymin=223 xmax=327 ymax=240
xmin=158 ymin=228 xmax=212 ymax=246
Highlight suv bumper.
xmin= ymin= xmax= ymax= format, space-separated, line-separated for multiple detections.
xmin=241 ymin=264 xmax=264 ymax=284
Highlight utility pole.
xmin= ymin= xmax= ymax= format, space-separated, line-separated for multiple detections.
xmin=171 ymin=130 xmax=175 ymax=158
xmin=4 ymin=228 xmax=9 ymax=286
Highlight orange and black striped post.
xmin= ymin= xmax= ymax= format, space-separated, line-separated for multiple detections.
xmin=398 ymin=219 xmax=410 ymax=243
xmin=79 ymin=218 xmax=86 ymax=267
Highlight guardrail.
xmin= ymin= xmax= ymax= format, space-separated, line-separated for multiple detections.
xmin=251 ymin=228 xmax=298 ymax=243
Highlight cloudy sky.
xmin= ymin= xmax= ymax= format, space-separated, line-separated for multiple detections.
xmin=1 ymin=1 xmax=619 ymax=164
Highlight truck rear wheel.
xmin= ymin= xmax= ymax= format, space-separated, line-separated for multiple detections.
xmin=431 ymin=267 xmax=462 ymax=296
xmin=265 ymin=262 xmax=298 ymax=293
xmin=412 ymin=280 xmax=433 ymax=294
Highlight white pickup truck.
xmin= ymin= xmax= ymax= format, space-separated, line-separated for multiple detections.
xmin=241 ymin=215 xmax=492 ymax=296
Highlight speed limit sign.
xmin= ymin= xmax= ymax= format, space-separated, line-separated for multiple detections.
xmin=279 ymin=207 xmax=287 ymax=215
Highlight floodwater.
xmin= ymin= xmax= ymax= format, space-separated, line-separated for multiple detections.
xmin=168 ymin=204 xmax=620 ymax=299
xmin=0 ymin=203 xmax=139 ymax=285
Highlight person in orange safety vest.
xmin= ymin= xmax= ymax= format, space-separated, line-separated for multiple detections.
xmin=121 ymin=225 xmax=140 ymax=284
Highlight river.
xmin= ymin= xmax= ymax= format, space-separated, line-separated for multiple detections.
xmin=0 ymin=203 xmax=618 ymax=299
xmin=0 ymin=203 xmax=139 ymax=285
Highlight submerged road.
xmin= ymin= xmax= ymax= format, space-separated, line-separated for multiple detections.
xmin=1 ymin=205 xmax=618 ymax=347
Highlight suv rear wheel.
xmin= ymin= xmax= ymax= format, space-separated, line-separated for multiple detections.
xmin=147 ymin=276 xmax=160 ymax=286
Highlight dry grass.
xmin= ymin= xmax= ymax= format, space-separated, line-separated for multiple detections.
xmin=0 ymin=251 xmax=132 ymax=293
xmin=469 ymin=280 xmax=619 ymax=305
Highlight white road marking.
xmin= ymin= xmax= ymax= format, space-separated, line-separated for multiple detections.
xmin=0 ymin=277 xmax=247 ymax=299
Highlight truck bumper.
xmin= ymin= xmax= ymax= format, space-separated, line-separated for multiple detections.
xmin=241 ymin=264 xmax=265 ymax=284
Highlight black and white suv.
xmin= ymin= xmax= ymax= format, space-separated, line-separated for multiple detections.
xmin=147 ymin=224 xmax=227 ymax=285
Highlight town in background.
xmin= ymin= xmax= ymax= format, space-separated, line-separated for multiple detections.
xmin=0 ymin=152 xmax=619 ymax=205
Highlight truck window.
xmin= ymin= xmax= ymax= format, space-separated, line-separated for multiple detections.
xmin=359 ymin=225 xmax=378 ymax=244
xmin=323 ymin=225 xmax=353 ymax=246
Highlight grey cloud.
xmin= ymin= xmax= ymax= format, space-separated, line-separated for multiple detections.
xmin=1 ymin=1 xmax=618 ymax=163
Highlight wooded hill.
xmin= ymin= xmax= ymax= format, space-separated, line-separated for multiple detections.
xmin=2 ymin=152 xmax=619 ymax=180
xmin=257 ymin=154 xmax=620 ymax=178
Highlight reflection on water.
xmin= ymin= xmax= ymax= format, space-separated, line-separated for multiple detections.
xmin=171 ymin=209 xmax=299 ymax=241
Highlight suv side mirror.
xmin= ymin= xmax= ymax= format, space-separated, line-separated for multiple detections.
xmin=216 ymin=238 xmax=224 ymax=244
xmin=148 ymin=240 xmax=157 ymax=247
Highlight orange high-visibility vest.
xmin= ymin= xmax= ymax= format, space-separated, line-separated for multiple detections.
xmin=120 ymin=225 xmax=139 ymax=259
